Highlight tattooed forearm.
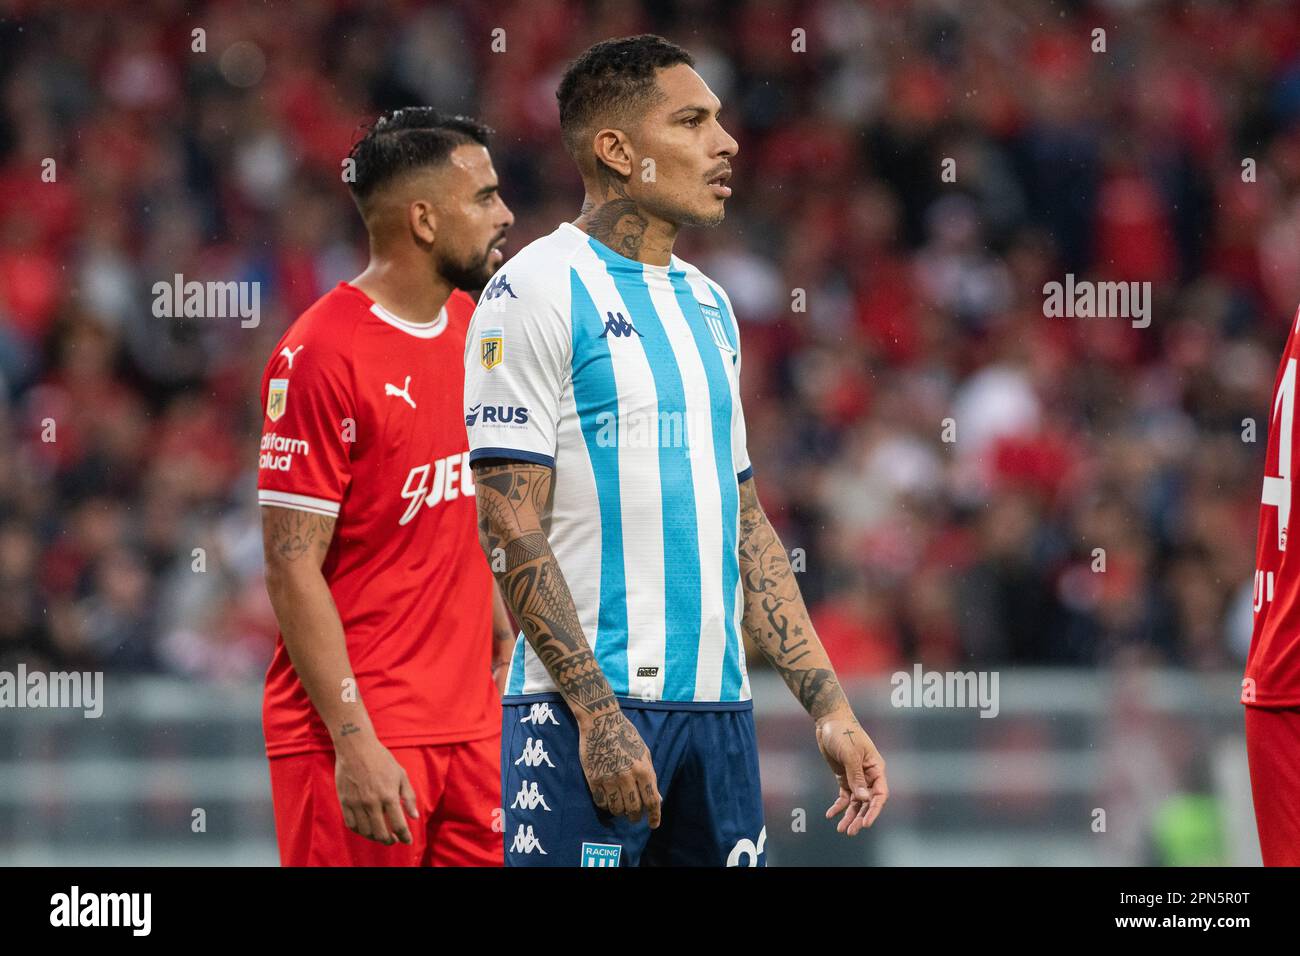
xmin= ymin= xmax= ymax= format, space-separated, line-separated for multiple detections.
xmin=474 ymin=462 xmax=618 ymax=720
xmin=265 ymin=508 xmax=336 ymax=564
xmin=737 ymin=479 xmax=850 ymax=721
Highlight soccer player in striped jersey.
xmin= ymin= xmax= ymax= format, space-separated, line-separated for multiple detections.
xmin=466 ymin=35 xmax=888 ymax=867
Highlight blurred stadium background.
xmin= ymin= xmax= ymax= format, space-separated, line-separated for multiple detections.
xmin=2 ymin=0 xmax=1297 ymax=865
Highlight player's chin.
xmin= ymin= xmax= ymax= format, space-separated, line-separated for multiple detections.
xmin=683 ymin=201 xmax=727 ymax=228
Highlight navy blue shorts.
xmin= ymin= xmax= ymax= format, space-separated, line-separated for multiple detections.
xmin=501 ymin=696 xmax=767 ymax=867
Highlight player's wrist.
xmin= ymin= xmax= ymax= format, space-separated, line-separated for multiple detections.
xmin=330 ymin=718 xmax=379 ymax=752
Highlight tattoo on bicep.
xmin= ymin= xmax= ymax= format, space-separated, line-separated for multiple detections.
xmin=266 ymin=508 xmax=336 ymax=563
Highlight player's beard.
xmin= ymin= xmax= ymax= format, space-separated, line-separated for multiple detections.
xmin=439 ymin=240 xmax=501 ymax=292
xmin=648 ymin=191 xmax=726 ymax=230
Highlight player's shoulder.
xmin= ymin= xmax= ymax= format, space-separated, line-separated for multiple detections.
xmin=266 ymin=283 xmax=369 ymax=378
xmin=671 ymin=254 xmax=726 ymax=297
xmin=475 ymin=224 xmax=587 ymax=315
xmin=670 ymin=254 xmax=737 ymax=323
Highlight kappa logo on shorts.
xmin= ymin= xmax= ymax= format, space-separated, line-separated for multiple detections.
xmin=509 ymin=824 xmax=547 ymax=855
xmin=520 ymin=702 xmax=560 ymax=725
xmin=515 ymin=738 xmax=555 ymax=768
xmin=510 ymin=780 xmax=551 ymax=811
xmin=581 ymin=842 xmax=622 ymax=867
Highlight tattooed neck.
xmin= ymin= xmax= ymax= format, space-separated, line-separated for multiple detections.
xmin=574 ymin=161 xmax=674 ymax=266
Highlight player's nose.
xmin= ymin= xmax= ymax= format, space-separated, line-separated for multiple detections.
xmin=716 ymin=121 xmax=738 ymax=159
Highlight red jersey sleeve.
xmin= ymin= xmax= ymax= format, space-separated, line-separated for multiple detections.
xmin=256 ymin=335 xmax=356 ymax=517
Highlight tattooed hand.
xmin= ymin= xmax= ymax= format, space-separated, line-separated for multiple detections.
xmin=816 ymin=715 xmax=889 ymax=836
xmin=579 ymin=710 xmax=662 ymax=827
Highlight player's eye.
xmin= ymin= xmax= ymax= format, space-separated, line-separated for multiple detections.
xmin=683 ymin=115 xmax=703 ymax=128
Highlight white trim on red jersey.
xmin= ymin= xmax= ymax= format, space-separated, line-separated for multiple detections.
xmin=257 ymin=489 xmax=341 ymax=517
xmin=369 ymin=302 xmax=450 ymax=339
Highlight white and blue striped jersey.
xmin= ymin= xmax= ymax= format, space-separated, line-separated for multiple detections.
xmin=464 ymin=222 xmax=753 ymax=707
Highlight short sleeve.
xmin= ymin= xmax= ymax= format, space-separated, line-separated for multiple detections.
xmin=257 ymin=337 xmax=355 ymax=517
xmin=733 ymin=345 xmax=753 ymax=484
xmin=707 ymin=281 xmax=752 ymax=483
xmin=463 ymin=268 xmax=569 ymax=468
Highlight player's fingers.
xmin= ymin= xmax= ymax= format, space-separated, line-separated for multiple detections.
xmin=620 ymin=780 xmax=643 ymax=822
xmin=826 ymin=787 xmax=851 ymax=819
xmin=364 ymin=802 xmax=394 ymax=845
xmin=341 ymin=801 xmax=360 ymax=834
xmin=383 ymin=797 xmax=413 ymax=845
xmin=838 ymin=799 xmax=861 ymax=833
xmin=589 ymin=778 xmax=608 ymax=810
xmin=846 ymin=763 xmax=871 ymax=803
xmin=606 ymin=783 xmax=626 ymax=817
xmin=399 ymin=771 xmax=420 ymax=819
xmin=640 ymin=779 xmax=662 ymax=829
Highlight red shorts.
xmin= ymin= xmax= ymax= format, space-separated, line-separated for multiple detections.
xmin=268 ymin=736 xmax=502 ymax=866
xmin=1244 ymin=706 xmax=1300 ymax=866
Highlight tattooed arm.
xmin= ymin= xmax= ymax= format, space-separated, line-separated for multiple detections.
xmin=737 ymin=477 xmax=889 ymax=834
xmin=261 ymin=505 xmax=418 ymax=845
xmin=473 ymin=459 xmax=662 ymax=826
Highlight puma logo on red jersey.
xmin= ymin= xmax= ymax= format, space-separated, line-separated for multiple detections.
xmin=385 ymin=375 xmax=417 ymax=409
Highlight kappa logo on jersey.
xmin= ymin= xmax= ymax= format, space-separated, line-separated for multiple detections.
xmin=398 ymin=452 xmax=474 ymax=526
xmin=580 ymin=842 xmax=622 ymax=867
xmin=266 ymin=378 xmax=289 ymax=422
xmin=519 ymin=702 xmax=559 ymax=725
xmin=510 ymin=780 xmax=552 ymax=811
xmin=279 ymin=344 xmax=304 ymax=368
xmin=509 ymin=824 xmax=547 ymax=855
xmin=483 ymin=272 xmax=517 ymax=301
xmin=465 ymin=403 xmax=530 ymax=427
xmin=384 ymin=375 xmax=417 ymax=409
xmin=480 ymin=327 xmax=504 ymax=371
xmin=599 ymin=311 xmax=643 ymax=338
xmin=515 ymin=737 xmax=555 ymax=768
xmin=698 ymin=303 xmax=735 ymax=353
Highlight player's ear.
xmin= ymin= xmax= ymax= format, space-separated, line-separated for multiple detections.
xmin=408 ymin=199 xmax=437 ymax=246
xmin=591 ymin=128 xmax=634 ymax=180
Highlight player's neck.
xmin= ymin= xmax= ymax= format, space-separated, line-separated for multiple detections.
xmin=350 ymin=257 xmax=453 ymax=325
xmin=573 ymin=189 xmax=677 ymax=268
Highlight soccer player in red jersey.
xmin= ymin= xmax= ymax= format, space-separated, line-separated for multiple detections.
xmin=257 ymin=109 xmax=515 ymax=866
xmin=1244 ymin=302 xmax=1300 ymax=866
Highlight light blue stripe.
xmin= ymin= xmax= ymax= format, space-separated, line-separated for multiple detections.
xmin=507 ymin=630 xmax=527 ymax=695
xmin=569 ymin=268 xmax=630 ymax=695
xmin=670 ymin=272 xmax=743 ymax=700
xmin=586 ymin=240 xmax=702 ymax=701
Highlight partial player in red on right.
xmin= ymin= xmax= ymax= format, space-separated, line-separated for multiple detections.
xmin=1244 ymin=301 xmax=1300 ymax=866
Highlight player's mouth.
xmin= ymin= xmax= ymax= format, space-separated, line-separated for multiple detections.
xmin=706 ymin=166 xmax=732 ymax=198
xmin=488 ymin=235 xmax=508 ymax=265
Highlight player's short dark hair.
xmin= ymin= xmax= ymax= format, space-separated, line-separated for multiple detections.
xmin=556 ymin=34 xmax=694 ymax=169
xmin=346 ymin=107 xmax=492 ymax=204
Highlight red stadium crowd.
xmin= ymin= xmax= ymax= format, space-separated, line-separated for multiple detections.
xmin=2 ymin=0 xmax=1300 ymax=681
